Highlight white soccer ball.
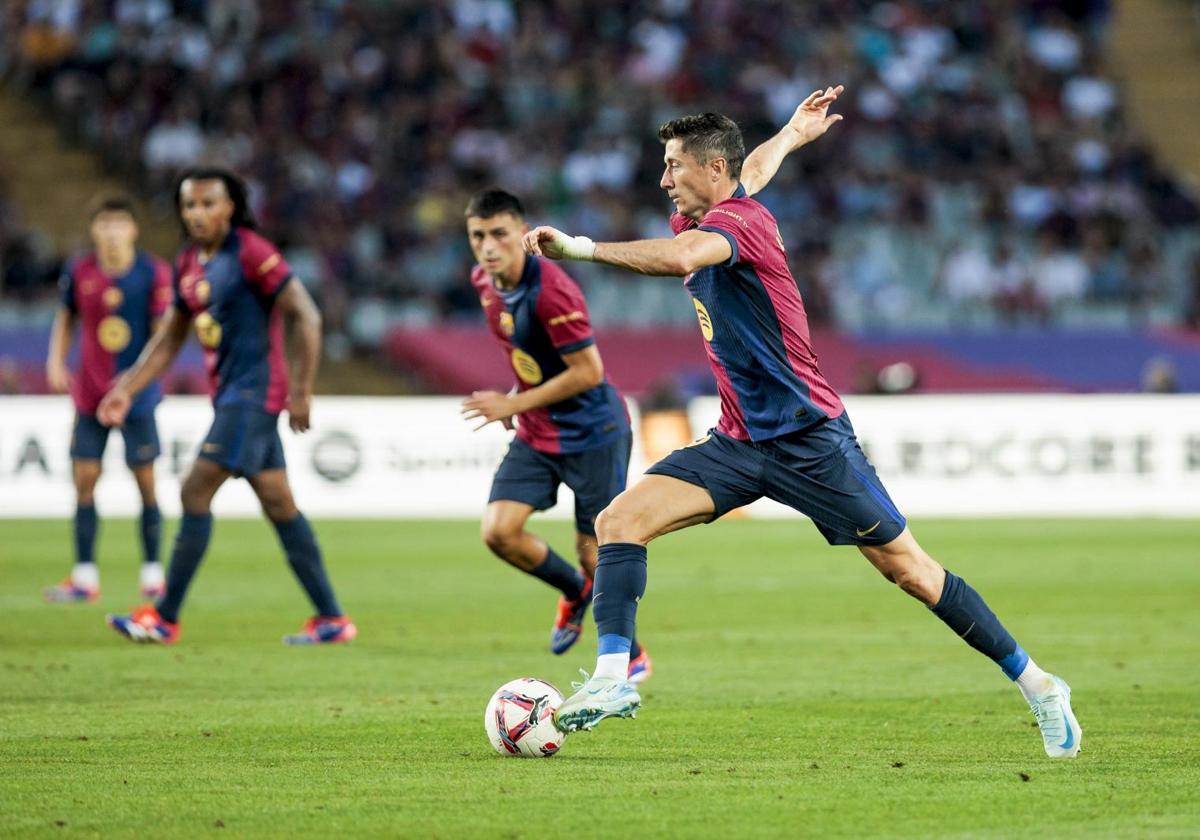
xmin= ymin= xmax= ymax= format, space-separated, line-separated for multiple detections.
xmin=484 ymin=677 xmax=566 ymax=758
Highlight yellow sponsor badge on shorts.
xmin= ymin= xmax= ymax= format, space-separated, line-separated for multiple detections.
xmin=97 ymin=316 xmax=131 ymax=352
xmin=511 ymin=348 xmax=543 ymax=385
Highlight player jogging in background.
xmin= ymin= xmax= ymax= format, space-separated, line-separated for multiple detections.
xmin=99 ymin=167 xmax=355 ymax=646
xmin=524 ymin=87 xmax=1082 ymax=759
xmin=45 ymin=193 xmax=172 ymax=604
xmin=461 ymin=189 xmax=651 ymax=684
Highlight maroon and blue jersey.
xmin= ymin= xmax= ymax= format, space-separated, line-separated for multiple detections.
xmin=173 ymin=227 xmax=292 ymax=414
xmin=59 ymin=251 xmax=173 ymax=418
xmin=472 ymin=255 xmax=628 ymax=455
xmin=671 ymin=184 xmax=843 ymax=441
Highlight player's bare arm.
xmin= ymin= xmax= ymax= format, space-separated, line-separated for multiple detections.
xmin=46 ymin=304 xmax=75 ymax=393
xmin=463 ymin=344 xmax=604 ymax=430
xmin=97 ymin=307 xmax=191 ymax=426
xmin=275 ymin=278 xmax=322 ymax=433
xmin=741 ymin=84 xmax=844 ymax=197
xmin=523 ymin=227 xmax=732 ymax=278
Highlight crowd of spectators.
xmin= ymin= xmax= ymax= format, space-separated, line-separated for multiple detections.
xmin=3 ymin=0 xmax=1200 ymax=340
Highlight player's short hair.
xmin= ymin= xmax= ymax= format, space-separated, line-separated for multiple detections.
xmin=87 ymin=191 xmax=139 ymax=222
xmin=464 ymin=189 xmax=525 ymax=221
xmin=658 ymin=113 xmax=745 ymax=180
xmin=173 ymin=165 xmax=257 ymax=236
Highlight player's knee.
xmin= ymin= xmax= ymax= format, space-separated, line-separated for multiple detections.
xmin=258 ymin=492 xmax=297 ymax=523
xmin=890 ymin=556 xmax=942 ymax=605
xmin=179 ymin=475 xmax=213 ymax=514
xmin=595 ymin=502 xmax=642 ymax=544
xmin=481 ymin=522 xmax=520 ymax=559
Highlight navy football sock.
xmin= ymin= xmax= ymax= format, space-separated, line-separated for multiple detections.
xmin=529 ymin=547 xmax=585 ymax=599
xmin=74 ymin=504 xmax=98 ymax=566
xmin=274 ymin=513 xmax=342 ymax=617
xmin=140 ymin=505 xmax=162 ymax=565
xmin=629 ymin=638 xmax=643 ymax=659
xmin=593 ymin=543 xmax=647 ymax=655
xmin=931 ymin=571 xmax=1029 ymax=679
xmin=157 ymin=512 xmax=213 ymax=623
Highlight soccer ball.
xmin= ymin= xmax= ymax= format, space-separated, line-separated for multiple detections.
xmin=484 ymin=677 xmax=566 ymax=758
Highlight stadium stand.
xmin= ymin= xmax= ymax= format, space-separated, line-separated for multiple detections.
xmin=2 ymin=0 xmax=1199 ymax=396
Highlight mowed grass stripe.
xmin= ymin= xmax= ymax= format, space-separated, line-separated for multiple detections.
xmin=1 ymin=518 xmax=1198 ymax=838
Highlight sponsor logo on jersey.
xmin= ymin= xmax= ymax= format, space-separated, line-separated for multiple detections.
xmin=97 ymin=316 xmax=131 ymax=352
xmin=102 ymin=287 xmax=124 ymax=309
xmin=511 ymin=348 xmax=542 ymax=385
xmin=499 ymin=311 xmax=515 ymax=337
xmin=693 ymin=299 xmax=714 ymax=342
xmin=194 ymin=312 xmax=222 ymax=349
xmin=547 ymin=311 xmax=584 ymax=326
xmin=257 ymin=253 xmax=281 ymax=275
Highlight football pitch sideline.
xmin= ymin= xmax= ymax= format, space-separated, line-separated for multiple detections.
xmin=2 ymin=518 xmax=1198 ymax=838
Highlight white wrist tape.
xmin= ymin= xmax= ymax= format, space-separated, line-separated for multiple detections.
xmin=557 ymin=232 xmax=596 ymax=261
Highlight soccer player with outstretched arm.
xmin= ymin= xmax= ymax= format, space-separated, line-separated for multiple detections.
xmin=461 ymin=189 xmax=651 ymax=683
xmin=522 ymin=88 xmax=1081 ymax=758
xmin=99 ymin=167 xmax=355 ymax=646
xmin=45 ymin=193 xmax=172 ymax=604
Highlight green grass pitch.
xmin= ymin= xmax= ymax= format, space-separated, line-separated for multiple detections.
xmin=2 ymin=517 xmax=1198 ymax=838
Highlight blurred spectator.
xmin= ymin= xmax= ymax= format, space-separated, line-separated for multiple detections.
xmin=0 ymin=0 xmax=1196 ymax=340
xmin=1031 ymin=231 xmax=1088 ymax=312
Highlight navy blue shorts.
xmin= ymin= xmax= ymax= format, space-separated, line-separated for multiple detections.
xmin=71 ymin=412 xmax=160 ymax=467
xmin=489 ymin=431 xmax=632 ymax=536
xmin=198 ymin=405 xmax=286 ymax=478
xmin=646 ymin=413 xmax=906 ymax=546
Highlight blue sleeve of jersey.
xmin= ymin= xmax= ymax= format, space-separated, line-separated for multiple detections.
xmin=697 ymin=225 xmax=738 ymax=266
xmin=557 ymin=337 xmax=596 ymax=355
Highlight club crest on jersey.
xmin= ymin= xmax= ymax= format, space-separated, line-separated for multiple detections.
xmin=102 ymin=287 xmax=124 ymax=309
xmin=194 ymin=312 xmax=222 ymax=349
xmin=511 ymin=348 xmax=542 ymax=385
xmin=195 ymin=279 xmax=211 ymax=303
xmin=499 ymin=311 xmax=515 ymax=337
xmin=693 ymin=299 xmax=714 ymax=341
xmin=97 ymin=316 xmax=131 ymax=352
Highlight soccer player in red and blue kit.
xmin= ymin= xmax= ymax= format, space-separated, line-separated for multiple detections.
xmin=99 ymin=167 xmax=355 ymax=646
xmin=45 ymin=193 xmax=172 ymax=603
xmin=461 ymin=189 xmax=651 ymax=683
xmin=524 ymin=89 xmax=1082 ymax=758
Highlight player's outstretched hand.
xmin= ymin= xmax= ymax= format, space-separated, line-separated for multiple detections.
xmin=288 ymin=393 xmax=312 ymax=433
xmin=97 ymin=387 xmax=131 ymax=428
xmin=786 ymin=84 xmax=844 ymax=147
xmin=521 ymin=226 xmax=596 ymax=262
xmin=462 ymin=390 xmax=516 ymax=431
xmin=46 ymin=359 xmax=71 ymax=394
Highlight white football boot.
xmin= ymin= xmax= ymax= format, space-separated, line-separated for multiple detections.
xmin=1029 ymin=675 xmax=1082 ymax=758
xmin=553 ymin=670 xmax=641 ymax=733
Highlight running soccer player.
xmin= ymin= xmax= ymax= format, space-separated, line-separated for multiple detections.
xmin=523 ymin=89 xmax=1082 ymax=758
xmin=461 ymin=189 xmax=651 ymax=683
xmin=99 ymin=167 xmax=355 ymax=646
xmin=45 ymin=193 xmax=171 ymax=603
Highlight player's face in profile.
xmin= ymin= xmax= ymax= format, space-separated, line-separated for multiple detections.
xmin=179 ymin=178 xmax=235 ymax=246
xmin=89 ymin=211 xmax=138 ymax=258
xmin=661 ymin=139 xmax=711 ymax=221
xmin=467 ymin=213 xmax=528 ymax=282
